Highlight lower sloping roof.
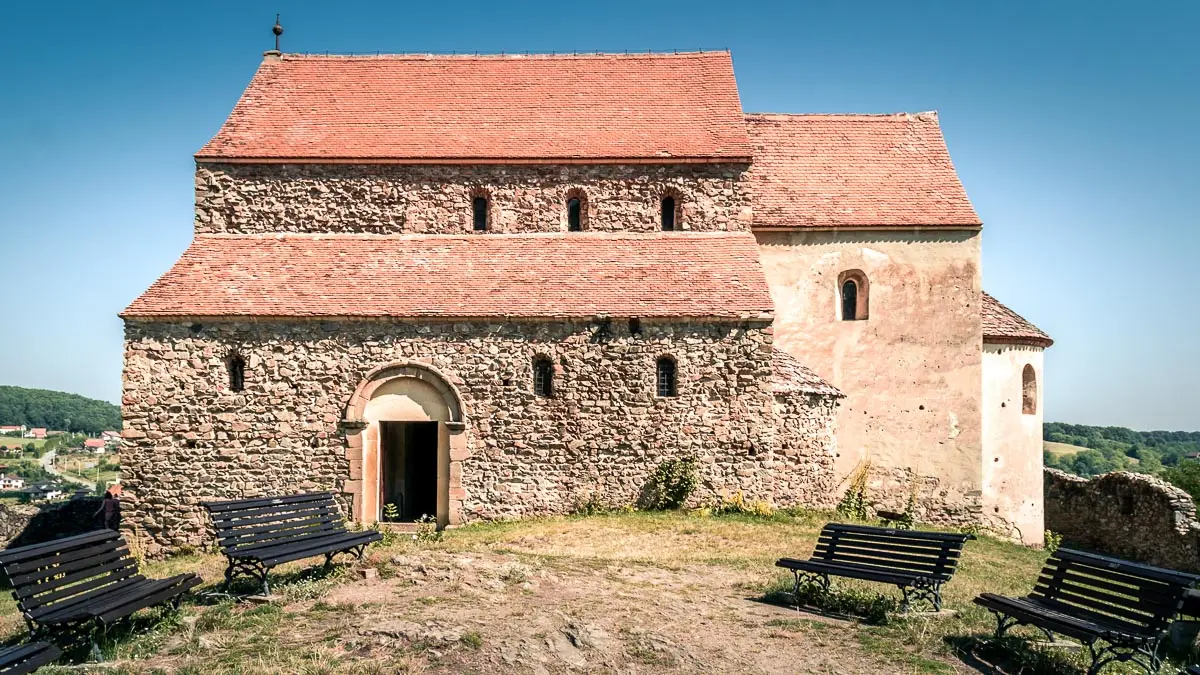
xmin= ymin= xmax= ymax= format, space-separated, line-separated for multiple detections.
xmin=982 ymin=292 xmax=1053 ymax=347
xmin=745 ymin=112 xmax=981 ymax=228
xmin=123 ymin=232 xmax=774 ymax=320
xmin=772 ymin=349 xmax=841 ymax=397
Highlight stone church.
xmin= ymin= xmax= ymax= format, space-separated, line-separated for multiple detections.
xmin=121 ymin=49 xmax=1052 ymax=554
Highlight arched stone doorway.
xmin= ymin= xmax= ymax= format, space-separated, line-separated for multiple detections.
xmin=342 ymin=362 xmax=468 ymax=527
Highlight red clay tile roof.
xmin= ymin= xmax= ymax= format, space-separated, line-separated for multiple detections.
xmin=123 ymin=233 xmax=774 ymax=320
xmin=772 ymin=349 xmax=841 ymax=397
xmin=982 ymin=292 xmax=1053 ymax=347
xmin=83 ymin=439 xmax=107 ymax=448
xmin=744 ymin=113 xmax=980 ymax=228
xmin=197 ymin=52 xmax=751 ymax=162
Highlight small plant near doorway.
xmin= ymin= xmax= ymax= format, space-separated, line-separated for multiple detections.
xmin=382 ymin=502 xmax=400 ymax=522
xmin=411 ymin=514 xmax=443 ymax=544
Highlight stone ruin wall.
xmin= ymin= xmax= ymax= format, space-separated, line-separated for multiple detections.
xmin=121 ymin=318 xmax=838 ymax=554
xmin=193 ymin=162 xmax=752 ymax=235
xmin=1044 ymin=468 xmax=1200 ymax=573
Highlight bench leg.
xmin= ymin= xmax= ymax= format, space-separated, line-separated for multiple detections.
xmin=987 ymin=609 xmax=1021 ymax=639
xmin=900 ymin=581 xmax=943 ymax=613
xmin=1085 ymin=637 xmax=1163 ymax=675
xmin=789 ymin=571 xmax=831 ymax=600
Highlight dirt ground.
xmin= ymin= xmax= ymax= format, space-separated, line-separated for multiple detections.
xmin=127 ymin=548 xmax=925 ymax=674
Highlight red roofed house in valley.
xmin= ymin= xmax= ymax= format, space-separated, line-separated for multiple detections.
xmin=122 ymin=45 xmax=1050 ymax=553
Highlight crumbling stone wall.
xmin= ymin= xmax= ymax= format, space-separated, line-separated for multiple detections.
xmin=122 ymin=317 xmax=837 ymax=554
xmin=194 ymin=163 xmax=751 ymax=235
xmin=1044 ymin=468 xmax=1200 ymax=572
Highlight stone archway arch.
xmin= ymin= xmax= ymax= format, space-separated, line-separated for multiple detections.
xmin=345 ymin=361 xmax=467 ymax=425
xmin=341 ymin=361 xmax=469 ymax=526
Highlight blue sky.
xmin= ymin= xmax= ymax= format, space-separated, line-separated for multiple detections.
xmin=0 ymin=1 xmax=1196 ymax=431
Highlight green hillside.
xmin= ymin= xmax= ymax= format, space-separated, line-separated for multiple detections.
xmin=0 ymin=385 xmax=120 ymax=435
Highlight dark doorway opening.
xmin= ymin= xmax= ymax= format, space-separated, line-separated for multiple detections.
xmin=380 ymin=421 xmax=439 ymax=522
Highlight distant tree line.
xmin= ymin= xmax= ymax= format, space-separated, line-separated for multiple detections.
xmin=0 ymin=386 xmax=120 ymax=435
xmin=1044 ymin=422 xmax=1200 ymax=502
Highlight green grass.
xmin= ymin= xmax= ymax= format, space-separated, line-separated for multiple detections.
xmin=0 ymin=437 xmax=43 ymax=449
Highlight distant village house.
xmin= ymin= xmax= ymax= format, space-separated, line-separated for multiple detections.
xmin=83 ymin=438 xmax=108 ymax=453
xmin=0 ymin=474 xmax=25 ymax=490
xmin=23 ymin=484 xmax=64 ymax=501
xmin=25 ymin=428 xmax=46 ymax=440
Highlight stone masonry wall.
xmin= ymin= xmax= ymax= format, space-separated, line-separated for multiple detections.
xmin=194 ymin=163 xmax=751 ymax=235
xmin=1044 ymin=468 xmax=1200 ymax=573
xmin=122 ymin=318 xmax=837 ymax=554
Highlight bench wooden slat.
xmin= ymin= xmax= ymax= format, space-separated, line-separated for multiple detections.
xmin=0 ymin=530 xmax=120 ymax=566
xmin=817 ymin=534 xmax=963 ymax=556
xmin=217 ymin=517 xmax=344 ymax=548
xmin=1042 ymin=557 xmax=1179 ymax=595
xmin=207 ymin=499 xmax=336 ymax=523
xmin=1034 ymin=570 xmax=1180 ymax=604
xmin=202 ymin=491 xmax=335 ymax=514
xmin=1034 ymin=585 xmax=1167 ymax=628
xmin=814 ymin=542 xmax=959 ymax=567
xmin=229 ymin=525 xmax=352 ymax=557
xmin=27 ymin=572 xmax=144 ymax=620
xmin=809 ymin=550 xmax=950 ymax=575
xmin=256 ymin=532 xmax=382 ymax=567
xmin=1034 ymin=575 xmax=1177 ymax=614
xmin=822 ymin=523 xmax=973 ymax=543
xmin=210 ymin=503 xmax=337 ymax=529
xmin=0 ymin=641 xmax=62 ymax=675
xmin=1055 ymin=548 xmax=1199 ymax=587
xmin=8 ymin=544 xmax=131 ymax=589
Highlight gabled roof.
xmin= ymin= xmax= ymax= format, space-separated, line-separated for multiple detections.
xmin=744 ymin=113 xmax=981 ymax=228
xmin=772 ymin=349 xmax=841 ymax=397
xmin=123 ymin=232 xmax=774 ymax=320
xmin=982 ymin=292 xmax=1053 ymax=348
xmin=83 ymin=439 xmax=107 ymax=448
xmin=197 ymin=52 xmax=752 ymax=163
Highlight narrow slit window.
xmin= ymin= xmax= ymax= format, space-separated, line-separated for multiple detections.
xmin=838 ymin=270 xmax=869 ymax=321
xmin=656 ymin=356 xmax=677 ymax=397
xmin=228 ymin=353 xmax=246 ymax=393
xmin=533 ymin=357 xmax=553 ymax=398
xmin=1022 ymin=364 xmax=1037 ymax=415
xmin=661 ymin=196 xmax=676 ymax=231
xmin=841 ymin=280 xmax=858 ymax=321
xmin=567 ymin=197 xmax=582 ymax=231
xmin=472 ymin=196 xmax=489 ymax=231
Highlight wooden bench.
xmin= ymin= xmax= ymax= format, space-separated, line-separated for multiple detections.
xmin=973 ymin=547 xmax=1199 ymax=674
xmin=775 ymin=523 xmax=974 ymax=612
xmin=202 ymin=492 xmax=382 ymax=596
xmin=0 ymin=530 xmax=200 ymax=654
xmin=0 ymin=642 xmax=61 ymax=674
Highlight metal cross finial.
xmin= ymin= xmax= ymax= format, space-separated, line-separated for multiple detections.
xmin=272 ymin=14 xmax=284 ymax=52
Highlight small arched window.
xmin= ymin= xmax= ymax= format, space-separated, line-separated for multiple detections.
xmin=472 ymin=195 xmax=489 ymax=231
xmin=656 ymin=356 xmax=678 ymax=397
xmin=227 ymin=353 xmax=246 ymax=393
xmin=661 ymin=196 xmax=676 ymax=231
xmin=838 ymin=270 xmax=870 ymax=321
xmin=1022 ymin=364 xmax=1037 ymax=415
xmin=567 ymin=198 xmax=582 ymax=231
xmin=533 ymin=356 xmax=553 ymax=398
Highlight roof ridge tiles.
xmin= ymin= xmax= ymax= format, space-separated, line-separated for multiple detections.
xmin=279 ymin=50 xmax=728 ymax=60
xmin=746 ymin=111 xmax=939 ymax=120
